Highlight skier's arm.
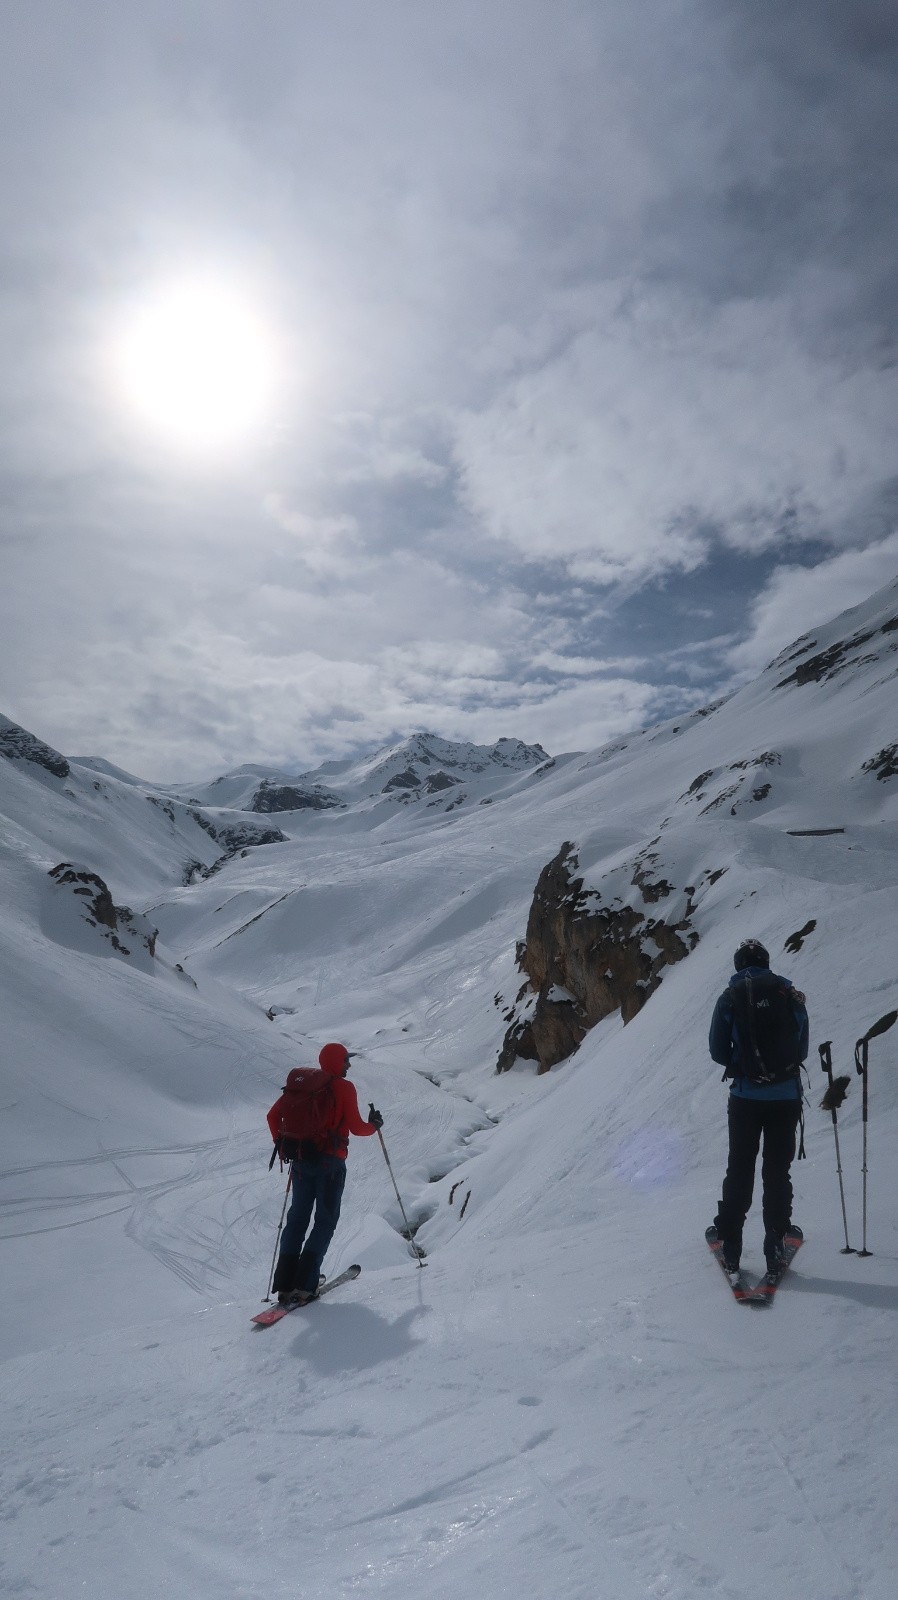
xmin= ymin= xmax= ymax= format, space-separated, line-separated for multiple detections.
xmin=708 ymin=994 xmax=733 ymax=1067
xmin=339 ymin=1079 xmax=379 ymax=1137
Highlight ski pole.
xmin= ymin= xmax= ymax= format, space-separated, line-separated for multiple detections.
xmin=375 ymin=1128 xmax=426 ymax=1267
xmin=853 ymin=1010 xmax=898 ymax=1258
xmin=264 ymin=1167 xmax=293 ymax=1301
xmin=818 ymin=1041 xmax=854 ymax=1254
xmin=854 ymin=1034 xmax=872 ymax=1257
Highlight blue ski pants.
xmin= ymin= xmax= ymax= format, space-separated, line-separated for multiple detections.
xmin=272 ymin=1154 xmax=347 ymax=1295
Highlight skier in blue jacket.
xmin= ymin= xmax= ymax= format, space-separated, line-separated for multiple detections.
xmin=709 ymin=939 xmax=808 ymax=1274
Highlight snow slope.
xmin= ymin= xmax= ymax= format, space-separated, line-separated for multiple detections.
xmin=1 ymin=578 xmax=897 ymax=1600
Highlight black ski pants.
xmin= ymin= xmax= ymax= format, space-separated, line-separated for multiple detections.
xmin=714 ymin=1095 xmax=800 ymax=1259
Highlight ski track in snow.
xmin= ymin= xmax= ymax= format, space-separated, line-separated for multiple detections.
xmin=2 ymin=583 xmax=898 ymax=1598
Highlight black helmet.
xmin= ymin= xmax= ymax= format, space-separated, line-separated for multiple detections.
xmin=734 ymin=939 xmax=770 ymax=971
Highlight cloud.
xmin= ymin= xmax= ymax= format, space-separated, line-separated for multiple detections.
xmin=452 ymin=285 xmax=898 ymax=582
xmin=726 ymin=533 xmax=898 ymax=675
xmin=23 ymin=624 xmax=664 ymax=782
xmin=1 ymin=2 xmax=897 ymax=774
xmin=0 ymin=488 xmax=671 ymax=778
xmin=530 ymin=651 xmax=648 ymax=677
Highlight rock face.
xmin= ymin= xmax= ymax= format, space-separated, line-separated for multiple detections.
xmin=774 ymin=611 xmax=898 ymax=688
xmin=677 ymin=752 xmax=780 ymax=818
xmin=187 ymin=810 xmax=286 ymax=853
xmin=143 ymin=797 xmax=287 ymax=883
xmin=382 ymin=768 xmax=422 ymax=792
xmin=862 ymin=745 xmax=898 ymax=782
xmin=250 ymin=782 xmax=342 ymax=813
xmin=46 ymin=863 xmax=158 ymax=965
xmin=496 ymin=842 xmax=698 ymax=1074
xmin=0 ymin=715 xmax=70 ymax=779
xmin=180 ymin=809 xmax=287 ymax=883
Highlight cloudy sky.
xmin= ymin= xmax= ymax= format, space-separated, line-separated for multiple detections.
xmin=2 ymin=1 xmax=897 ymax=779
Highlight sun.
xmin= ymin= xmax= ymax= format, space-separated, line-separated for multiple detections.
xmin=110 ymin=275 xmax=278 ymax=456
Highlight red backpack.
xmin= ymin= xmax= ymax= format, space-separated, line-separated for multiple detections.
xmin=270 ymin=1068 xmax=340 ymax=1163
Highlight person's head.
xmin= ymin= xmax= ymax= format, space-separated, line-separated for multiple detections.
xmin=319 ymin=1042 xmax=354 ymax=1077
xmin=733 ymin=939 xmax=770 ymax=972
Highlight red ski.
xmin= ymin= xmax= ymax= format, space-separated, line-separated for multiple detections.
xmin=746 ymin=1228 xmax=804 ymax=1304
xmin=252 ymin=1264 xmax=361 ymax=1327
xmin=705 ymin=1226 xmax=762 ymax=1304
xmin=706 ymin=1226 xmax=803 ymax=1305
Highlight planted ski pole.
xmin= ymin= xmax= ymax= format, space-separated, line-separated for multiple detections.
xmin=264 ymin=1168 xmax=293 ymax=1302
xmin=818 ymin=1041 xmax=854 ymax=1254
xmin=853 ymin=1010 xmax=898 ymax=1258
xmin=372 ymin=1107 xmax=426 ymax=1267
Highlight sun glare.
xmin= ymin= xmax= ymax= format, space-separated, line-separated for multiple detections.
xmin=111 ymin=276 xmax=278 ymax=456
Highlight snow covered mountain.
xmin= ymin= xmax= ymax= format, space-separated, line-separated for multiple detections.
xmin=163 ymin=730 xmax=551 ymax=814
xmin=1 ymin=577 xmax=897 ymax=1600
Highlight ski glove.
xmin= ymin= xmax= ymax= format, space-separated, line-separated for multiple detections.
xmin=368 ymin=1103 xmax=384 ymax=1130
xmin=820 ymin=1074 xmax=850 ymax=1112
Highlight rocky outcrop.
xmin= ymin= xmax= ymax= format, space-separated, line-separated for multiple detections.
xmin=382 ymin=768 xmax=421 ymax=792
xmin=423 ymin=771 xmax=460 ymax=793
xmin=676 ymin=752 xmax=780 ymax=819
xmin=46 ymin=863 xmax=158 ymax=964
xmin=775 ymin=613 xmax=898 ymax=688
xmin=0 ymin=715 xmax=70 ymax=779
xmin=187 ymin=809 xmax=285 ymax=853
xmin=179 ymin=810 xmax=286 ymax=883
xmin=496 ymin=842 xmax=698 ymax=1074
xmin=861 ymin=744 xmax=898 ymax=782
xmin=250 ymin=782 xmax=342 ymax=813
xmin=143 ymin=795 xmax=287 ymax=883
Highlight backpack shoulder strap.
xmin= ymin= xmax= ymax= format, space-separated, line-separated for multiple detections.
xmin=730 ymin=972 xmax=773 ymax=1081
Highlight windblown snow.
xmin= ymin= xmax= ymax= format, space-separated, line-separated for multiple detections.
xmin=2 ymin=581 xmax=897 ymax=1600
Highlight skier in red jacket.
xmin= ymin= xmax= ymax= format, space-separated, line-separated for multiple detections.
xmin=268 ymin=1042 xmax=382 ymax=1305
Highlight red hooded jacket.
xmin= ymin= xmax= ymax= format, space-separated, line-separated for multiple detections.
xmin=267 ymin=1057 xmax=377 ymax=1161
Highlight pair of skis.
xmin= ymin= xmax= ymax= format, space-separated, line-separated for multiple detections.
xmin=253 ymin=1233 xmax=801 ymax=1327
xmin=705 ymin=1226 xmax=803 ymax=1305
xmin=252 ymin=1264 xmax=361 ymax=1327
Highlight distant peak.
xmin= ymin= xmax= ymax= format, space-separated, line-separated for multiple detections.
xmin=0 ymin=713 xmax=70 ymax=779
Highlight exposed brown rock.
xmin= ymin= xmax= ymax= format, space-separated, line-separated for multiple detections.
xmin=496 ymin=842 xmax=697 ymax=1075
